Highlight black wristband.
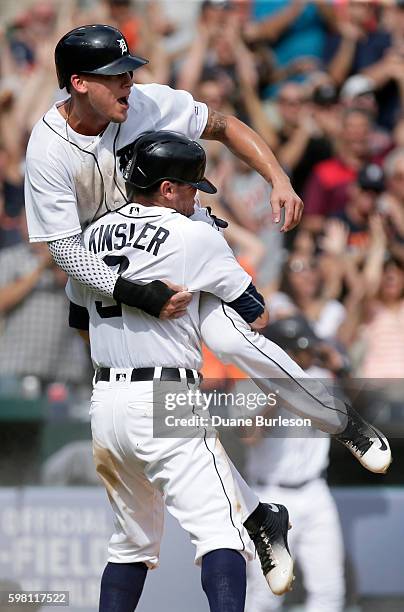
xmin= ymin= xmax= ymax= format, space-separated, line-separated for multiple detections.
xmin=113 ymin=277 xmax=176 ymax=318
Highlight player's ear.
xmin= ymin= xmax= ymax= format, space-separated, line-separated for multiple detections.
xmin=70 ymin=74 xmax=89 ymax=94
xmin=160 ymin=180 xmax=175 ymax=199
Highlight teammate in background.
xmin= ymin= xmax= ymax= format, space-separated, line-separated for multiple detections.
xmin=25 ymin=24 xmax=302 ymax=320
xmin=67 ymin=132 xmax=293 ymax=612
xmin=245 ymin=316 xmax=345 ymax=612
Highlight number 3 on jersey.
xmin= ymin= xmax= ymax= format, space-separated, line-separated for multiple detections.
xmin=95 ymin=255 xmax=129 ymax=319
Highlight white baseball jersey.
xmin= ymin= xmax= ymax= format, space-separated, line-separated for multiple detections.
xmin=66 ymin=203 xmax=251 ymax=370
xmin=246 ymin=366 xmax=331 ymax=487
xmin=25 ymin=84 xmax=208 ymax=242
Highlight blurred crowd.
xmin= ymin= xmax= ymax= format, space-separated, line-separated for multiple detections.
xmin=1 ymin=0 xmax=404 ymax=403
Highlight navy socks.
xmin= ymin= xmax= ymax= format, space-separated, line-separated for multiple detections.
xmin=201 ymin=549 xmax=246 ymax=612
xmin=99 ymin=561 xmax=148 ymax=612
xmin=99 ymin=550 xmax=246 ymax=611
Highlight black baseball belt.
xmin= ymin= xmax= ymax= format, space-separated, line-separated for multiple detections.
xmin=95 ymin=367 xmax=201 ymax=384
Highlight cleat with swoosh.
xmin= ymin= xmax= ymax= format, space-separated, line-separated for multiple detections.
xmin=334 ymin=405 xmax=392 ymax=474
xmin=246 ymin=503 xmax=294 ymax=596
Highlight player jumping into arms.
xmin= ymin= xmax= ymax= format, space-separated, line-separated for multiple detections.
xmin=25 ymin=24 xmax=302 ymax=319
xmin=25 ymin=26 xmax=391 ymax=611
xmin=69 ymin=132 xmax=390 ymax=612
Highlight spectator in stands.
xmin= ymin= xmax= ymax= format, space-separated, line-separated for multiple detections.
xmin=7 ymin=12 xmax=36 ymax=72
xmin=340 ymin=74 xmax=376 ymax=111
xmin=0 ymin=214 xmax=90 ymax=386
xmin=244 ymin=0 xmax=336 ymax=96
xmin=325 ymin=0 xmax=391 ymax=86
xmin=303 ymin=108 xmax=381 ymax=233
xmin=379 ymin=147 xmax=404 ymax=261
xmin=354 ymin=243 xmax=404 ymax=382
xmin=151 ymin=0 xmax=200 ymax=60
xmin=105 ymin=0 xmax=141 ymax=52
xmin=325 ymin=0 xmax=404 ymax=130
xmin=367 ymin=0 xmax=404 ymax=131
xmin=221 ymin=157 xmax=282 ymax=287
xmin=268 ymin=249 xmax=347 ymax=342
xmin=331 ymin=163 xmax=385 ymax=253
xmin=354 ymin=147 xmax=404 ymax=262
xmin=0 ymin=143 xmax=24 ymax=249
xmin=177 ymin=2 xmax=260 ymax=118
xmin=200 ymin=0 xmax=234 ymax=25
xmin=192 ymin=74 xmax=234 ymax=170
xmin=0 ymin=29 xmax=26 ymax=249
xmin=340 ymin=74 xmax=393 ymax=155
xmin=276 ymin=82 xmax=338 ymax=200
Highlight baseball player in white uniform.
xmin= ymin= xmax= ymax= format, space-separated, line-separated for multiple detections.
xmin=245 ymin=317 xmax=345 ymax=612
xmin=66 ymin=132 xmax=294 ymax=612
xmin=24 ymin=24 xmax=391 ymax=608
xmin=25 ymin=24 xmax=303 ymax=320
xmin=24 ymin=24 xmax=391 ymax=470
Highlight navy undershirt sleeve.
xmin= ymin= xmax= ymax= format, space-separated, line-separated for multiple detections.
xmin=226 ymin=282 xmax=265 ymax=323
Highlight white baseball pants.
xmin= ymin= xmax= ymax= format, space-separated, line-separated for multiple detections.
xmin=90 ymin=376 xmax=255 ymax=568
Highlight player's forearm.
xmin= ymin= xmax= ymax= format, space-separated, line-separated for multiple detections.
xmin=202 ymin=113 xmax=290 ymax=189
xmin=49 ymin=235 xmax=180 ymax=318
xmin=48 ymin=235 xmax=117 ymax=297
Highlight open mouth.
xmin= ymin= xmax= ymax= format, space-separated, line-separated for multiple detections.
xmin=117 ymin=96 xmax=129 ymax=108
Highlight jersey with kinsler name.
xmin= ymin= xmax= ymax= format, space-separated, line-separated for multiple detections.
xmin=25 ymin=83 xmax=208 ymax=242
xmin=66 ymin=204 xmax=251 ymax=370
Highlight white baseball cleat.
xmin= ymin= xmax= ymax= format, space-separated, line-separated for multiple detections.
xmin=246 ymin=503 xmax=294 ymax=596
xmin=334 ymin=405 xmax=392 ymax=474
